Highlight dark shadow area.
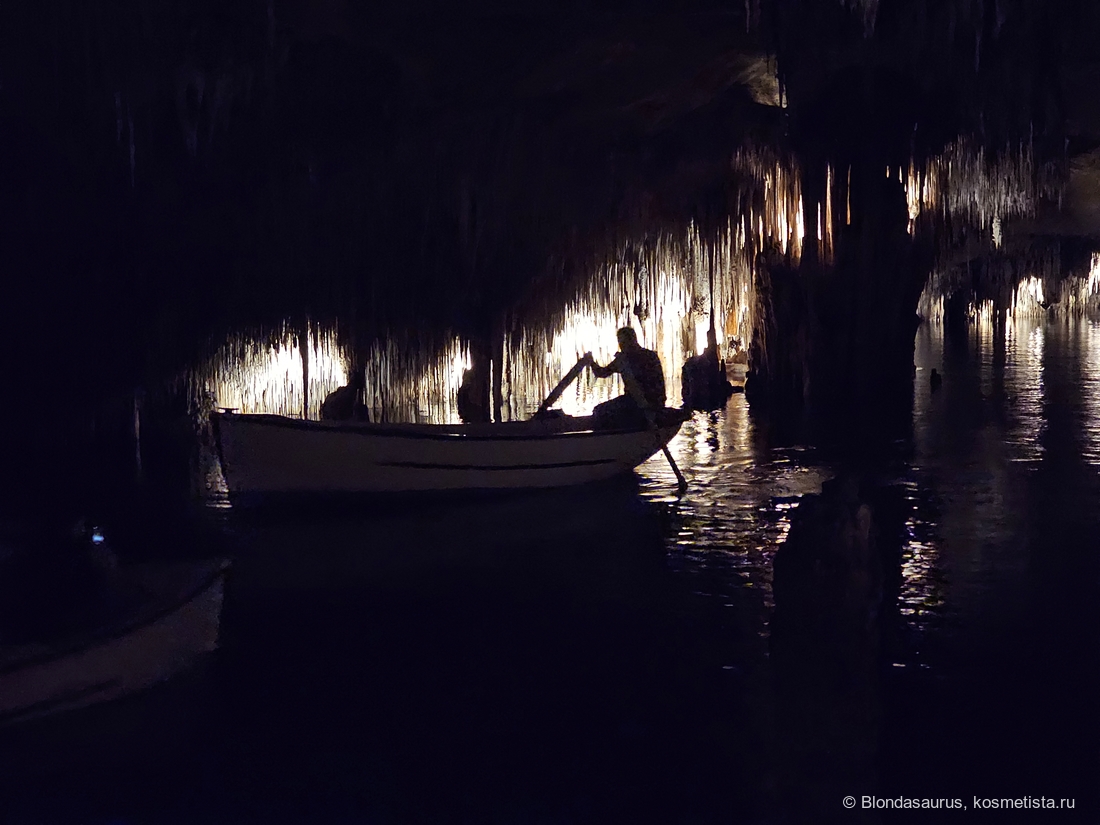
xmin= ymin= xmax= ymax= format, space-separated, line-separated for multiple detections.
xmin=2 ymin=481 xmax=766 ymax=824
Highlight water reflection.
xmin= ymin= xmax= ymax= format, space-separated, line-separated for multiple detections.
xmin=635 ymin=397 xmax=830 ymax=617
xmin=913 ymin=319 xmax=1029 ymax=628
xmin=1081 ymin=317 xmax=1100 ymax=465
xmin=647 ymin=312 xmax=1100 ymax=664
xmin=899 ymin=532 xmax=945 ymax=624
xmin=1003 ymin=316 xmax=1046 ymax=463
xmin=910 ymin=315 xmax=1099 ymax=800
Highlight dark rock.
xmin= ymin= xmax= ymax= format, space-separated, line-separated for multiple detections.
xmin=681 ymin=343 xmax=735 ymax=412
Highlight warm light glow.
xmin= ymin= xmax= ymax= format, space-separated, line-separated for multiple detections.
xmin=1065 ymin=254 xmax=1100 ymax=313
xmin=904 ymin=161 xmax=932 ymax=234
xmin=543 ymin=312 xmax=624 ymax=417
xmin=207 ymin=141 xmax=1087 ymax=424
xmin=510 ymin=267 xmax=695 ymax=416
xmin=846 ymin=165 xmax=851 ymax=225
xmin=917 ymin=278 xmax=945 ymax=323
xmin=450 ymin=348 xmax=472 ymax=388
xmin=1082 ymin=319 xmax=1100 ymax=466
xmin=203 ymin=327 xmax=349 ymax=419
xmin=1003 ymin=317 xmax=1046 ymax=463
xmin=1012 ymin=276 xmax=1046 ymax=316
xmin=969 ymin=299 xmax=994 ymax=329
xmin=736 ymin=150 xmax=806 ymax=263
xmin=508 ymin=221 xmax=754 ymax=418
xmin=415 ymin=338 xmax=471 ymax=420
xmin=695 ymin=316 xmax=711 ymax=356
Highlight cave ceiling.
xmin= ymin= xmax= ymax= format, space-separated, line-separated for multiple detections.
xmin=9 ymin=0 xmax=1100 ymax=313
xmin=310 ymin=3 xmax=1100 ymax=241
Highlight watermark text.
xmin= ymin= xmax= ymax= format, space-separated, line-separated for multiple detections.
xmin=843 ymin=796 xmax=1075 ymax=811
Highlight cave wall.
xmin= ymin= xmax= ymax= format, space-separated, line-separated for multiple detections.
xmin=3 ymin=0 xmax=1092 ymax=433
xmin=747 ymin=165 xmax=932 ymax=429
xmin=743 ymin=0 xmax=1078 ymax=430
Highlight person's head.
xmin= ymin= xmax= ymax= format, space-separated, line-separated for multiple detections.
xmin=616 ymin=327 xmax=639 ymax=351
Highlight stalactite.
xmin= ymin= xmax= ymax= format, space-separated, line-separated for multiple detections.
xmin=920 ymin=243 xmax=1100 ymax=322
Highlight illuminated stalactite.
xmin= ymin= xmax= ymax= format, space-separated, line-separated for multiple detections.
xmin=188 ymin=219 xmax=766 ymax=423
xmin=745 ymin=143 xmax=934 ymax=421
xmin=760 ymin=0 xmax=1073 ymax=417
xmin=921 ymin=251 xmax=1100 ymax=322
xmin=184 ymin=133 xmax=1082 ymax=427
xmin=509 ymin=223 xmax=758 ymax=417
xmin=741 ymin=108 xmax=1077 ymax=417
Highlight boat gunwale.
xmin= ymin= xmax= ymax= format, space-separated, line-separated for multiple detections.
xmin=212 ymin=410 xmax=687 ymax=442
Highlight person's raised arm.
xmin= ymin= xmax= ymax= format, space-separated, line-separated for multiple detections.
xmin=585 ymin=351 xmax=617 ymax=379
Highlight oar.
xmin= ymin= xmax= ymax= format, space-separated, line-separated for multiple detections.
xmin=540 ymin=355 xmax=687 ymax=491
xmin=646 ymin=410 xmax=687 ymax=491
xmin=659 ymin=437 xmax=688 ymax=491
xmin=536 ymin=357 xmax=589 ymax=415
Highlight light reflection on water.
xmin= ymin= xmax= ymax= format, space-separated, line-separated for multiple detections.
xmin=1076 ymin=317 xmax=1100 ymax=466
xmin=637 ymin=412 xmax=949 ymax=640
xmin=630 ymin=314 xmax=1100 ymax=655
xmin=910 ymin=316 xmax=1099 ymax=648
xmin=1007 ymin=320 xmax=1046 ymax=462
xmin=634 ymin=397 xmax=831 ymax=615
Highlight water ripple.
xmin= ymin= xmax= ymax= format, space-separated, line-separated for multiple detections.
xmin=632 ymin=315 xmax=1100 ymax=660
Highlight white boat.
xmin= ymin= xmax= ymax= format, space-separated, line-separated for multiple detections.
xmin=212 ymin=410 xmax=687 ymax=499
xmin=0 ymin=559 xmax=228 ymax=726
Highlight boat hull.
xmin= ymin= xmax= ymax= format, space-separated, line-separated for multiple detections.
xmin=0 ymin=561 xmax=228 ymax=726
xmin=213 ymin=412 xmax=684 ymax=498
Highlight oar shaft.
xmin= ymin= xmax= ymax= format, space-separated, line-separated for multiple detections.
xmin=537 ymin=358 xmax=588 ymax=414
xmin=662 ymin=443 xmax=688 ymax=490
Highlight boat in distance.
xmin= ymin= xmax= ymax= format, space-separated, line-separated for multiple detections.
xmin=211 ymin=409 xmax=688 ymax=500
xmin=0 ymin=559 xmax=228 ymax=727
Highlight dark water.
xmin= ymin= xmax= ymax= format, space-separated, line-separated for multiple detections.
xmin=3 ymin=317 xmax=1099 ymax=823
